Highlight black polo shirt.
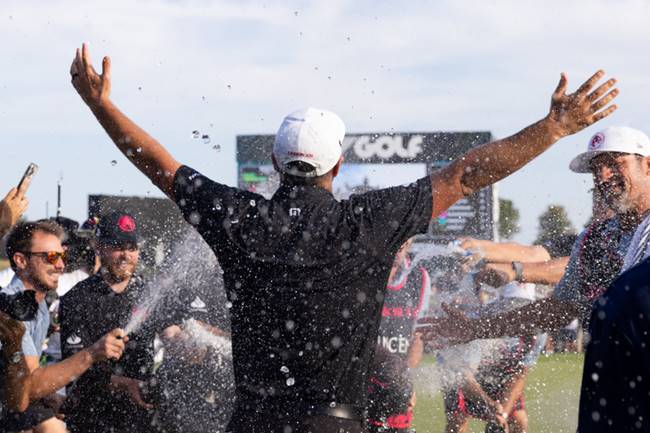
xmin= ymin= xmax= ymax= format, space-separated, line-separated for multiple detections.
xmin=578 ymin=256 xmax=650 ymax=433
xmin=59 ymin=274 xmax=157 ymax=429
xmin=172 ymin=165 xmax=432 ymax=409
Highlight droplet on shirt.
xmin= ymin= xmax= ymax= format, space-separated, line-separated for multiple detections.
xmin=592 ymin=411 xmax=601 ymax=422
xmin=250 ymin=200 xmax=256 ymax=207
xmin=110 ymin=160 xmax=117 ymax=166
xmin=280 ymin=365 xmax=289 ymax=373
xmin=356 ymin=292 xmax=367 ymax=303
xmin=591 ymin=373 xmax=599 ymax=382
xmin=331 ymin=336 xmax=342 ymax=348
xmin=212 ymin=144 xmax=221 ymax=152
xmin=189 ymin=212 xmax=201 ymax=225
xmin=285 ymin=320 xmax=295 ymax=331
xmin=191 ymin=130 xmax=200 ymax=139
xmin=201 ymin=134 xmax=211 ymax=144
xmin=225 ymin=301 xmax=233 ymax=309
xmin=136 ymin=147 xmax=142 ymax=153
xmin=286 ymin=377 xmax=295 ymax=386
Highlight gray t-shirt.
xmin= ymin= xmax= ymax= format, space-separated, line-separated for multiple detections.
xmin=0 ymin=275 xmax=50 ymax=358
xmin=553 ymin=217 xmax=634 ymax=319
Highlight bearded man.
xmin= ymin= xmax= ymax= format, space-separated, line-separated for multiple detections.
xmin=60 ymin=211 xmax=156 ymax=433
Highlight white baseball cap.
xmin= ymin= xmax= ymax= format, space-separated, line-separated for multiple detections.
xmin=273 ymin=107 xmax=345 ymax=177
xmin=569 ymin=126 xmax=650 ymax=173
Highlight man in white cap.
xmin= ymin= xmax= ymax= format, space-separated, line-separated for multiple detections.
xmin=69 ymin=42 xmax=617 ymax=433
xmin=422 ymin=126 xmax=650 ymax=348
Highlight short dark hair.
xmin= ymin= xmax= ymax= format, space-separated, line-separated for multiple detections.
xmin=6 ymin=221 xmax=65 ymax=271
xmin=280 ymin=161 xmax=329 ymax=186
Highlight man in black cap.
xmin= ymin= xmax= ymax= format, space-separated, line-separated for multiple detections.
xmin=60 ymin=211 xmax=156 ymax=433
xmin=70 ymin=42 xmax=618 ymax=433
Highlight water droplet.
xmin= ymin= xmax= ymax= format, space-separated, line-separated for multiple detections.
xmin=225 ymin=301 xmax=232 ymax=309
xmin=329 ymin=401 xmax=336 ymax=408
xmin=201 ymin=96 xmax=206 ymax=101
xmin=346 ymin=36 xmax=351 ymax=42
xmin=286 ymin=377 xmax=295 ymax=386
xmin=126 ymin=149 xmax=134 ymax=157
xmin=280 ymin=365 xmax=289 ymax=373
xmin=138 ymin=86 xmax=142 ymax=91
xmin=327 ymin=75 xmax=332 ymax=80
xmin=191 ymin=130 xmax=200 ymax=139
xmin=250 ymin=200 xmax=256 ymax=207
xmin=212 ymin=144 xmax=221 ymax=152
xmin=110 ymin=160 xmax=117 ymax=166
xmin=201 ymin=134 xmax=211 ymax=144
xmin=136 ymin=147 xmax=142 ymax=153
xmin=226 ymin=84 xmax=232 ymax=90
xmin=293 ymin=11 xmax=299 ymax=16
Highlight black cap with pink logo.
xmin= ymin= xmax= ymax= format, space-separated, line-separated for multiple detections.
xmin=95 ymin=211 xmax=139 ymax=246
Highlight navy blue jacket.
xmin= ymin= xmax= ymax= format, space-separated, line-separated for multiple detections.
xmin=579 ymin=256 xmax=650 ymax=432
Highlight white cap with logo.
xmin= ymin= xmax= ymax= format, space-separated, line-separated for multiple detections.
xmin=273 ymin=107 xmax=345 ymax=177
xmin=569 ymin=126 xmax=650 ymax=173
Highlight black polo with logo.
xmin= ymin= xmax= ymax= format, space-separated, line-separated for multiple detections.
xmin=59 ymin=274 xmax=157 ymax=432
xmin=172 ymin=165 xmax=432 ymax=414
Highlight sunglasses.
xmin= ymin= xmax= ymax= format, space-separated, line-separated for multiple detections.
xmin=22 ymin=251 xmax=66 ymax=264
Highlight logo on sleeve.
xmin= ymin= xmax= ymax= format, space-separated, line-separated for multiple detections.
xmin=66 ymin=334 xmax=82 ymax=347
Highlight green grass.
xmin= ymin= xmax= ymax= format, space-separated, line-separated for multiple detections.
xmin=413 ymin=353 xmax=584 ymax=433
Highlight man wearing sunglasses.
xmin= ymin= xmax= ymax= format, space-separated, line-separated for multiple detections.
xmin=0 ymin=220 xmax=127 ymax=433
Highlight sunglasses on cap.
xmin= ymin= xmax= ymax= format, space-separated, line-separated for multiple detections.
xmin=22 ymin=251 xmax=66 ymax=264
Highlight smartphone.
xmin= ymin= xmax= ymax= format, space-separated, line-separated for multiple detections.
xmin=17 ymin=163 xmax=38 ymax=194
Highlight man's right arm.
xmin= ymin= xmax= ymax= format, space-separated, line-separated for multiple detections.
xmin=24 ymin=329 xmax=126 ymax=401
xmin=70 ymin=43 xmax=181 ymax=198
xmin=429 ymin=70 xmax=617 ymax=217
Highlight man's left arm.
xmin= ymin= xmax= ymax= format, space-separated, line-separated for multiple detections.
xmin=430 ymin=71 xmax=618 ymax=217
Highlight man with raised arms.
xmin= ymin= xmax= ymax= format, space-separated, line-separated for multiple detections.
xmin=69 ymin=42 xmax=616 ymax=433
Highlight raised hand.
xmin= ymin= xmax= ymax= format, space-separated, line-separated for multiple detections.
xmin=0 ymin=187 xmax=28 ymax=236
xmin=547 ymin=70 xmax=618 ymax=138
xmin=70 ymin=43 xmax=111 ymax=107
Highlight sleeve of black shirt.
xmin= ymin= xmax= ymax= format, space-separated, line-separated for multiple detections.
xmin=347 ymin=175 xmax=433 ymax=252
xmin=172 ymin=165 xmax=244 ymax=236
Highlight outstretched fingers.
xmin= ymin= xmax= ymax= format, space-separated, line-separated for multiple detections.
xmin=575 ymin=69 xmax=605 ymax=98
xmin=102 ymin=56 xmax=111 ymax=80
xmin=587 ymin=78 xmax=617 ymax=102
xmin=591 ymin=104 xmax=618 ymax=123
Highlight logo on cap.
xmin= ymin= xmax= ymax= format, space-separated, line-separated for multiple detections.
xmin=117 ymin=215 xmax=136 ymax=232
xmin=589 ymin=132 xmax=605 ymax=150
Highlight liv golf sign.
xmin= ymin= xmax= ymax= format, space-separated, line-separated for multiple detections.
xmin=236 ymin=131 xmax=497 ymax=242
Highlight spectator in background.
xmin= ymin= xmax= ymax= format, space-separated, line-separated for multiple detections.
xmin=366 ymin=238 xmax=431 ymax=432
xmin=0 ymin=220 xmax=125 ymax=433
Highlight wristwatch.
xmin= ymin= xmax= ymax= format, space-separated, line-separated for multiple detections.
xmin=7 ymin=350 xmax=23 ymax=364
xmin=511 ymin=261 xmax=524 ymax=281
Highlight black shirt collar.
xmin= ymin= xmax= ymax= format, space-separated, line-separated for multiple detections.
xmin=273 ymin=183 xmax=336 ymax=202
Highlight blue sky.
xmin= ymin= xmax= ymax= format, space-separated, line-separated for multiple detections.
xmin=2 ymin=0 xmax=650 ymax=242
